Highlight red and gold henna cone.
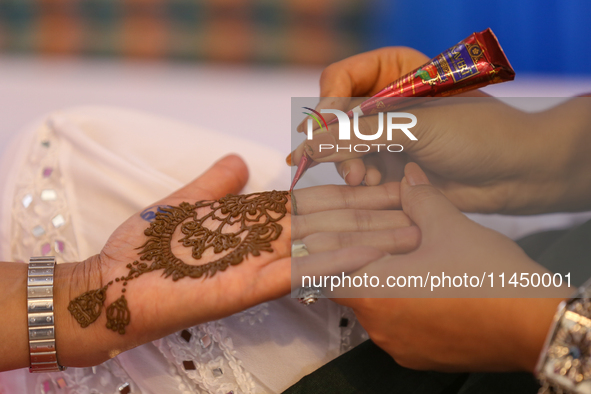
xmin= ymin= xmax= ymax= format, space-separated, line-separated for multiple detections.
xmin=348 ymin=28 xmax=515 ymax=117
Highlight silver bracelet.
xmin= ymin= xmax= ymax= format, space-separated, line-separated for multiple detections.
xmin=27 ymin=256 xmax=66 ymax=373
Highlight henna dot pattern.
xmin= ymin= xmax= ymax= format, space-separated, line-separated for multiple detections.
xmin=68 ymin=191 xmax=289 ymax=334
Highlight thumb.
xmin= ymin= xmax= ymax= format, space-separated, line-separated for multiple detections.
xmin=167 ymin=154 xmax=249 ymax=201
xmin=401 ymin=162 xmax=462 ymax=238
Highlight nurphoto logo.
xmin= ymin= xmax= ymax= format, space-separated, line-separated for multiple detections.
xmin=303 ymin=107 xmax=417 ymax=153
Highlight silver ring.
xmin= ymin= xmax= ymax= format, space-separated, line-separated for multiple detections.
xmin=291 ymin=240 xmax=322 ymax=305
xmin=291 ymin=239 xmax=308 ymax=257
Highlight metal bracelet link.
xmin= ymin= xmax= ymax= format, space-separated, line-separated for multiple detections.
xmin=27 ymin=256 xmax=66 ymax=373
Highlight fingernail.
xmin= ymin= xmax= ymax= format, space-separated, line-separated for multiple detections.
xmin=405 ymin=163 xmax=429 ymax=186
xmin=285 ymin=153 xmax=292 ymax=166
xmin=342 ymin=168 xmax=350 ymax=184
xmin=303 ymin=132 xmax=336 ymax=159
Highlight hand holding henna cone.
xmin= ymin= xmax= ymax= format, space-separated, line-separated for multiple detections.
xmin=290 ymin=28 xmax=515 ymax=190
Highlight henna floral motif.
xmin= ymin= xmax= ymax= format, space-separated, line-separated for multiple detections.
xmin=68 ymin=191 xmax=289 ymax=334
xmin=106 ymin=296 xmax=131 ymax=335
xmin=67 ymin=286 xmax=108 ymax=328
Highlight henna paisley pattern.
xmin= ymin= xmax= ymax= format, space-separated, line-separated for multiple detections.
xmin=136 ymin=190 xmax=288 ymax=280
xmin=68 ymin=191 xmax=289 ymax=334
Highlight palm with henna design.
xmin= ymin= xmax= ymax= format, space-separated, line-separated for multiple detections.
xmin=56 ymin=154 xmax=419 ymax=368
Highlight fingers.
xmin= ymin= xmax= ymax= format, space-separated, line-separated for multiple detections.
xmin=292 ymin=46 xmax=429 ymax=147
xmin=320 ymin=47 xmax=430 ymax=97
xmin=401 ymin=162 xmax=462 ymax=239
xmin=335 ymin=158 xmax=366 ymax=186
xmin=288 ymin=47 xmax=431 ymax=165
xmin=252 ymin=248 xmax=391 ymax=306
xmin=294 ymin=46 xmax=401 ymax=134
xmin=289 ymin=111 xmax=421 ymax=167
xmin=252 ymin=246 xmax=389 ymax=304
xmin=292 ymin=209 xmax=412 ymax=240
xmin=166 ymin=154 xmax=249 ymax=201
xmin=375 ymin=152 xmax=408 ymax=184
xmin=301 ymin=226 xmax=420 ymax=255
xmin=291 ymin=246 xmax=389 ymax=289
xmin=292 ymin=182 xmax=401 ymax=215
xmin=334 ymin=153 xmax=403 ymax=187
xmin=362 ymin=153 xmax=386 ymax=186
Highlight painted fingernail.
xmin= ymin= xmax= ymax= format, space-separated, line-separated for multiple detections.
xmin=405 ymin=163 xmax=429 ymax=186
xmin=286 ymin=153 xmax=292 ymax=166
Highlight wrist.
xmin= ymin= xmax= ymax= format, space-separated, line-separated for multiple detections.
xmin=512 ymin=297 xmax=567 ymax=373
xmin=54 ymin=256 xmax=114 ymax=367
xmin=508 ymin=100 xmax=591 ymax=214
xmin=0 ymin=263 xmax=30 ymax=371
xmin=553 ymin=100 xmax=591 ymax=211
xmin=502 ymin=112 xmax=569 ymax=214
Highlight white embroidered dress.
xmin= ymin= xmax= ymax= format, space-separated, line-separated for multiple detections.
xmin=0 ymin=107 xmax=366 ymax=394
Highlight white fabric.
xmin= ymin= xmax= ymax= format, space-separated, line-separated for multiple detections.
xmin=0 ymin=106 xmax=364 ymax=394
